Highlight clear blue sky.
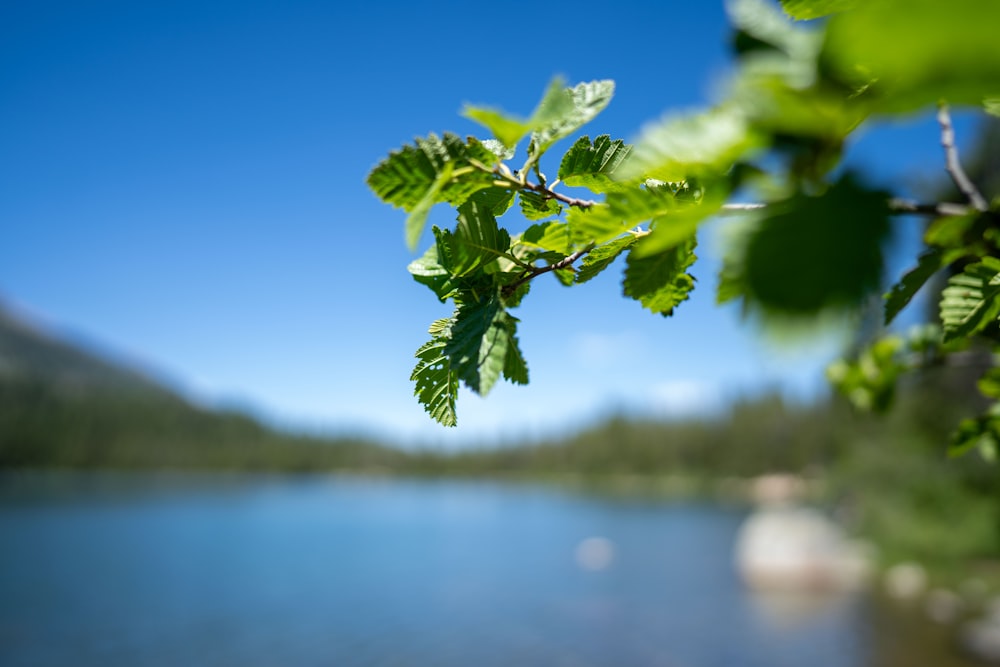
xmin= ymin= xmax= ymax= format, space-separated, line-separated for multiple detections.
xmin=0 ymin=0 xmax=971 ymax=447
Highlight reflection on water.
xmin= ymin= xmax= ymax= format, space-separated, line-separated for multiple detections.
xmin=0 ymin=472 xmax=972 ymax=667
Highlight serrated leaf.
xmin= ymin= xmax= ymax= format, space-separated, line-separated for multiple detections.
xmin=779 ymin=0 xmax=857 ymax=20
xmin=411 ymin=320 xmax=459 ymax=427
xmin=444 ymin=293 xmax=512 ymax=396
xmin=520 ymin=221 xmax=572 ymax=255
xmin=441 ymin=194 xmax=512 ymax=277
xmin=623 ymin=235 xmax=698 ymax=316
xmin=576 ymin=236 xmax=638 ymax=285
xmin=740 ymin=173 xmax=890 ymax=314
xmin=619 ymin=106 xmax=763 ymax=182
xmin=407 ymin=237 xmax=456 ymax=302
xmin=503 ymin=325 xmax=529 ymax=385
xmin=482 ymin=139 xmax=517 ymax=161
xmin=884 ymin=248 xmax=960 ymax=326
xmin=367 ymin=133 xmax=497 ymax=249
xmin=518 ymin=190 xmax=563 ymax=221
xmin=558 ymin=135 xmax=633 ymax=193
xmin=823 ymin=0 xmax=1000 ymax=113
xmin=940 ymin=258 xmax=1000 ymax=343
xmin=530 ymin=80 xmax=615 ymax=156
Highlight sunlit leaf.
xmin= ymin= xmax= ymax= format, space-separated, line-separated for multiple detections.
xmin=518 ymin=190 xmax=563 ymax=221
xmin=558 ymin=135 xmax=633 ymax=193
xmin=823 ymin=0 xmax=1000 ymax=112
xmin=940 ymin=258 xmax=1000 ymax=343
xmin=411 ymin=319 xmax=459 ymax=427
xmin=779 ymin=0 xmax=857 ymax=20
xmin=576 ymin=236 xmax=638 ymax=285
xmin=530 ymin=79 xmax=615 ymax=156
xmin=445 ymin=293 xmax=513 ymax=396
xmin=884 ymin=248 xmax=955 ymax=326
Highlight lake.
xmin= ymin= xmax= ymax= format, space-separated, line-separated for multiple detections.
xmin=0 ymin=472 xmax=969 ymax=666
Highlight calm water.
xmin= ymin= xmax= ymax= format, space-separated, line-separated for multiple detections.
xmin=0 ymin=472 xmax=965 ymax=667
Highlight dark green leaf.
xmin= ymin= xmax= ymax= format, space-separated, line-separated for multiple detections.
xmin=623 ymin=235 xmax=698 ymax=316
xmin=518 ymin=190 xmax=563 ymax=221
xmin=883 ymin=248 xmax=949 ymax=325
xmin=445 ymin=293 xmax=512 ymax=396
xmin=740 ymin=174 xmax=890 ymax=314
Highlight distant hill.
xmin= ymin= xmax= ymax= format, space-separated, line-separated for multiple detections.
xmin=0 ymin=305 xmax=170 ymax=398
xmin=0 ymin=303 xmax=404 ymax=471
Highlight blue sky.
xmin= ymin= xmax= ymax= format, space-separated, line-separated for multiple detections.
xmin=0 ymin=0 xmax=971 ymax=447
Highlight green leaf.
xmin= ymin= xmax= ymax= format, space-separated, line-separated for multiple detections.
xmin=940 ymin=258 xmax=1000 ymax=343
xmin=530 ymin=79 xmax=616 ymax=156
xmin=728 ymin=0 xmax=821 ymax=59
xmin=407 ymin=236 xmax=457 ymax=302
xmin=461 ymin=107 xmax=531 ymax=151
xmin=367 ymin=133 xmax=497 ymax=249
xmin=520 ymin=221 xmax=572 ymax=255
xmin=949 ymin=407 xmax=1000 ymax=459
xmin=779 ymin=0 xmax=857 ymax=20
xmin=619 ymin=106 xmax=763 ymax=182
xmin=978 ymin=368 xmax=1000 ymax=401
xmin=576 ymin=236 xmax=638 ymax=285
xmin=739 ymin=173 xmax=890 ymax=314
xmin=411 ymin=319 xmax=460 ymax=427
xmin=503 ymin=320 xmax=529 ymax=386
xmin=883 ymin=248 xmax=950 ymax=326
xmin=823 ymin=0 xmax=1000 ymax=112
xmin=441 ymin=194 xmax=512 ymax=277
xmin=987 ymin=98 xmax=1000 ymax=118
xmin=518 ymin=190 xmax=563 ymax=221
xmin=444 ymin=293 xmax=512 ymax=396
xmin=826 ymin=335 xmax=903 ymax=413
xmin=558 ymin=135 xmax=633 ymax=193
xmin=623 ymin=235 xmax=698 ymax=316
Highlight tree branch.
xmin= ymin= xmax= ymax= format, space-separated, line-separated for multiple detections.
xmin=937 ymin=102 xmax=990 ymax=212
xmin=502 ymin=247 xmax=592 ymax=297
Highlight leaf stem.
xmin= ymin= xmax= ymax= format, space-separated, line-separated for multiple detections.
xmin=502 ymin=246 xmax=594 ymax=298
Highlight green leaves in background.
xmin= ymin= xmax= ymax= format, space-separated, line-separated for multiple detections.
xmin=620 ymin=106 xmax=761 ymax=183
xmin=778 ymin=0 xmax=857 ymax=20
xmin=940 ymin=258 xmax=1000 ymax=343
xmin=367 ymin=133 xmax=498 ymax=249
xmin=826 ymin=335 xmax=903 ymax=413
xmin=883 ymin=248 xmax=954 ymax=326
xmin=823 ymin=0 xmax=1000 ymax=112
xmin=724 ymin=174 xmax=890 ymax=314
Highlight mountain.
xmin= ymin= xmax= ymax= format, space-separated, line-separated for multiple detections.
xmin=0 ymin=303 xmax=404 ymax=471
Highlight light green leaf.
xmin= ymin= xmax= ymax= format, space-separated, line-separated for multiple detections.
xmin=462 ymin=106 xmax=531 ymax=151
xmin=779 ymin=0 xmax=857 ymax=20
xmin=739 ymin=174 xmax=890 ymax=314
xmin=623 ymin=235 xmax=698 ymax=316
xmin=518 ymin=190 xmax=563 ymax=221
xmin=728 ymin=0 xmax=821 ymax=58
xmin=940 ymin=258 xmax=1000 ymax=343
xmin=407 ymin=236 xmax=457 ymax=302
xmin=405 ymin=162 xmax=453 ymax=251
xmin=558 ymin=135 xmax=633 ymax=193
xmin=986 ymin=98 xmax=1000 ymax=118
xmin=411 ymin=319 xmax=459 ymax=427
xmin=520 ymin=221 xmax=572 ymax=255
xmin=576 ymin=236 xmax=638 ymax=285
xmin=620 ymin=106 xmax=763 ymax=182
xmin=823 ymin=0 xmax=1000 ymax=112
xmin=530 ymin=79 xmax=615 ymax=156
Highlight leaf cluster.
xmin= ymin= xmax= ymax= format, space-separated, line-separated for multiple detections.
xmin=368 ymin=0 xmax=1000 ymax=439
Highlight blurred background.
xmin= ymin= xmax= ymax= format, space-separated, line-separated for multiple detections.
xmin=2 ymin=0 xmax=999 ymax=665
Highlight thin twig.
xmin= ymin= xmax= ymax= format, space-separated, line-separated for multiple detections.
xmin=502 ymin=247 xmax=591 ymax=297
xmin=937 ymin=102 xmax=989 ymax=212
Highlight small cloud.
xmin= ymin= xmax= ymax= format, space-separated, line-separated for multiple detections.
xmin=648 ymin=379 xmax=721 ymax=417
